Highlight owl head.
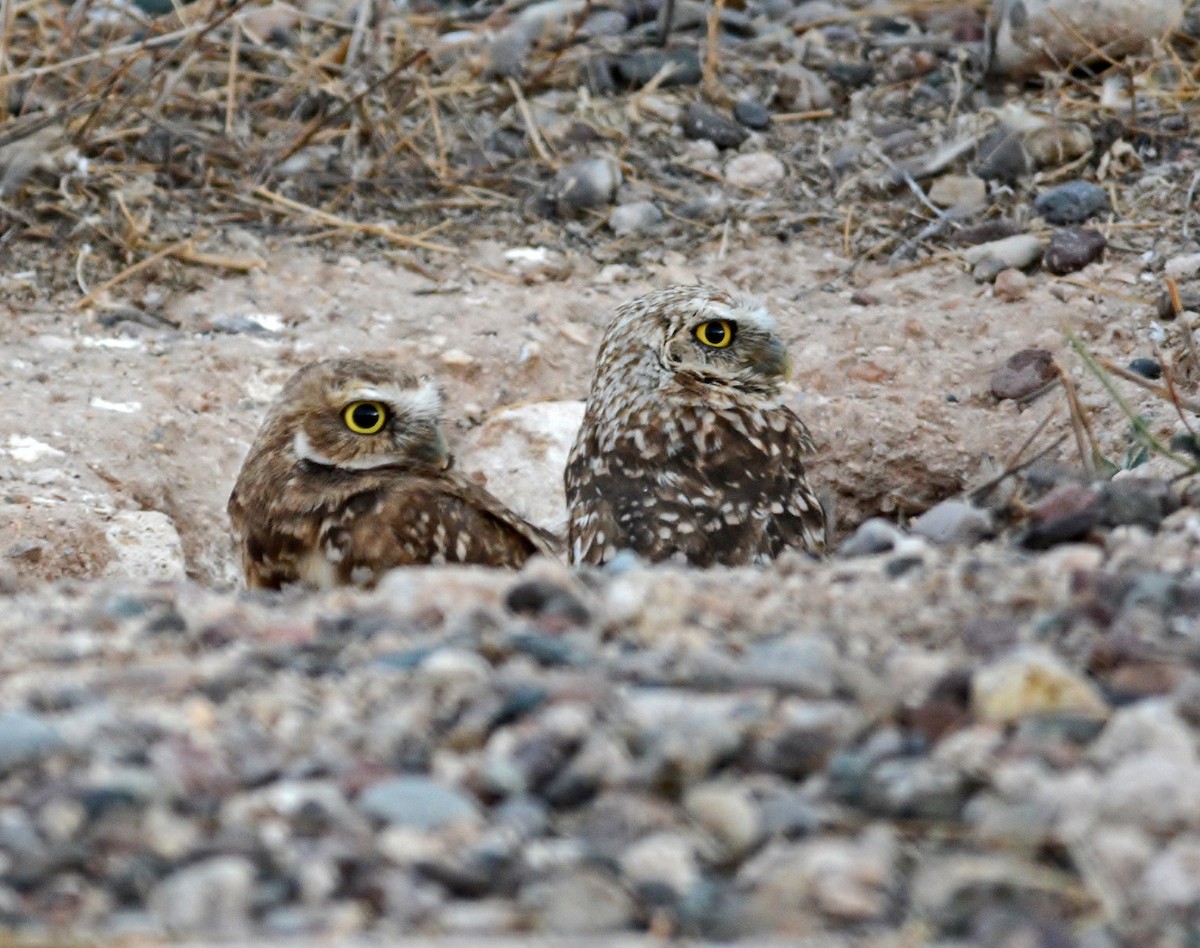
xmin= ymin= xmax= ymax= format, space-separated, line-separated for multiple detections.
xmin=268 ymin=358 xmax=450 ymax=472
xmin=601 ymin=285 xmax=792 ymax=401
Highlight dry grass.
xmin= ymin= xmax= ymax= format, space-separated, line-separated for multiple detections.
xmin=0 ymin=0 xmax=1198 ymax=307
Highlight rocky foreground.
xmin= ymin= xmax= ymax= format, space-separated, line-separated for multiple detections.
xmin=2 ymin=505 xmax=1200 ymax=944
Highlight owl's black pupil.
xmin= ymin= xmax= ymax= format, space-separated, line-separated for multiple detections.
xmin=352 ymin=404 xmax=380 ymax=429
xmin=705 ymin=322 xmax=726 ymax=344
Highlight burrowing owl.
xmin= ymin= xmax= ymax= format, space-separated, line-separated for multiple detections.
xmin=229 ymin=359 xmax=557 ymax=589
xmin=565 ymin=285 xmax=825 ymax=566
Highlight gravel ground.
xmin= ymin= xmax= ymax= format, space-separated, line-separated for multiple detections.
xmin=3 ymin=510 xmax=1200 ymax=942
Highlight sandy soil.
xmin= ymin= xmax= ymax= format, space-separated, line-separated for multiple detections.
xmin=0 ymin=230 xmax=1167 ymax=588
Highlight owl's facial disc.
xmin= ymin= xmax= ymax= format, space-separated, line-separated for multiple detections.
xmin=664 ymin=301 xmax=792 ymax=392
xmin=294 ymin=374 xmax=451 ymax=471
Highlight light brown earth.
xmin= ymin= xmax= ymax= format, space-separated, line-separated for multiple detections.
xmin=0 ymin=232 xmax=1168 ymax=588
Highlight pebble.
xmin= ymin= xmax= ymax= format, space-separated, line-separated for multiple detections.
xmin=910 ymin=500 xmax=994 ymax=546
xmin=963 ymin=233 xmax=1044 ymax=282
xmin=1034 ymin=181 xmax=1110 ymax=225
xmin=682 ymin=103 xmax=748 ymax=149
xmin=991 ymin=267 xmax=1029 ymax=301
xmin=737 ymin=634 xmax=838 ymax=696
xmin=733 ymin=98 xmax=770 ymax=130
xmin=724 ymin=152 xmax=785 ymax=189
xmin=619 ymin=831 xmax=700 ymax=899
xmin=0 ymin=711 xmax=65 ymax=774
xmin=1023 ymin=121 xmax=1094 ymax=168
xmin=357 ymin=776 xmax=482 ymax=829
xmin=520 ymin=868 xmax=636 ymax=933
xmin=973 ymin=126 xmax=1032 ymax=183
xmin=928 ymin=174 xmax=987 ymax=212
xmin=684 ymin=783 xmax=762 ymax=863
xmin=1043 ymin=227 xmax=1106 ymax=275
xmin=971 ymin=646 xmax=1109 ymax=724
xmin=548 ymin=156 xmax=622 ymax=214
xmin=613 ymin=47 xmax=702 ymax=88
xmin=1164 ymin=251 xmax=1200 ymax=281
xmin=149 ymin=856 xmax=255 ymax=937
xmin=1142 ymin=834 xmax=1200 ymax=909
xmin=1129 ymin=357 xmax=1162 ymax=380
xmin=608 ymin=200 xmax=663 ymax=236
xmin=989 ymin=348 xmax=1056 ymax=401
xmin=775 ymin=63 xmax=833 ymax=112
xmin=1022 ymin=483 xmax=1103 ymax=548
xmin=839 ymin=518 xmax=905 ymax=557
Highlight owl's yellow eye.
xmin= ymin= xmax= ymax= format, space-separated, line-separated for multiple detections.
xmin=694 ymin=319 xmax=735 ymax=348
xmin=343 ymin=401 xmax=387 ymax=435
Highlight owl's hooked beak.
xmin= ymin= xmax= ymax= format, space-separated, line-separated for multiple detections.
xmin=425 ymin=427 xmax=453 ymax=471
xmin=752 ymin=337 xmax=793 ymax=381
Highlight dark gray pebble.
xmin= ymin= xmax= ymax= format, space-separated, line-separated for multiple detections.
xmin=682 ymin=103 xmax=748 ymax=149
xmin=1129 ymin=358 xmax=1162 ymax=379
xmin=505 ymin=579 xmax=590 ymax=626
xmin=826 ymin=62 xmax=875 ymax=87
xmin=1043 ymin=227 xmax=1106 ymax=275
xmin=973 ymin=126 xmax=1031 ymax=183
xmin=1034 ymin=181 xmax=1109 ymax=225
xmin=733 ymin=98 xmax=770 ymax=130
xmin=614 ymin=47 xmax=702 ymax=89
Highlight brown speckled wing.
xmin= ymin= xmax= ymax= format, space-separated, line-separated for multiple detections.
xmin=320 ymin=473 xmax=559 ymax=586
xmin=230 ymin=464 xmax=558 ymax=590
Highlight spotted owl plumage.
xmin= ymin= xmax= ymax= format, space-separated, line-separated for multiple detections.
xmin=564 ymin=285 xmax=826 ymax=566
xmin=228 ymin=359 xmax=557 ymax=589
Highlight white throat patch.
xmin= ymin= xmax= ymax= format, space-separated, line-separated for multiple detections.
xmin=294 ymin=430 xmax=401 ymax=470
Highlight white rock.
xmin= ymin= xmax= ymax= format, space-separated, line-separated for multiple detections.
xmin=963 ymin=233 xmax=1044 ymax=282
xmin=685 ymin=783 xmax=762 ymax=861
xmin=724 ymin=152 xmax=786 ymax=189
xmin=104 ymin=510 xmax=186 ymax=581
xmin=1142 ymin=834 xmax=1200 ymax=910
xmin=1089 ymin=698 xmax=1197 ymax=767
xmin=619 ymin=832 xmax=700 ymax=897
xmin=1165 ymin=252 xmax=1200 ymax=281
xmin=1100 ymin=751 xmax=1200 ymax=833
xmin=989 ymin=0 xmax=1183 ymax=79
xmin=150 ymin=856 xmax=255 ymax=937
xmin=608 ymin=201 xmax=663 ymax=236
xmin=458 ymin=400 xmax=585 ymax=534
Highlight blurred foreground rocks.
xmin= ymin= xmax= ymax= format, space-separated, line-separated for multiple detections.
xmin=4 ymin=500 xmax=1200 ymax=940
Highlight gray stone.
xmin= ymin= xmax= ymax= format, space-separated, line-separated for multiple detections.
xmin=0 ymin=712 xmax=65 ymax=774
xmin=1034 ymin=181 xmax=1110 ymax=225
xmin=839 ymin=518 xmax=905 ymax=557
xmin=683 ymin=103 xmax=748 ymax=149
xmin=911 ymin=500 xmax=994 ymax=546
xmin=608 ymin=201 xmax=664 ymax=236
xmin=738 ymin=635 xmax=838 ymax=696
xmin=724 ymin=151 xmax=785 ymax=189
xmin=150 ymin=855 xmax=256 ymax=937
xmin=521 ymin=868 xmax=636 ymax=934
xmin=733 ymin=98 xmax=770 ymax=130
xmin=357 ymin=776 xmax=481 ymax=829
